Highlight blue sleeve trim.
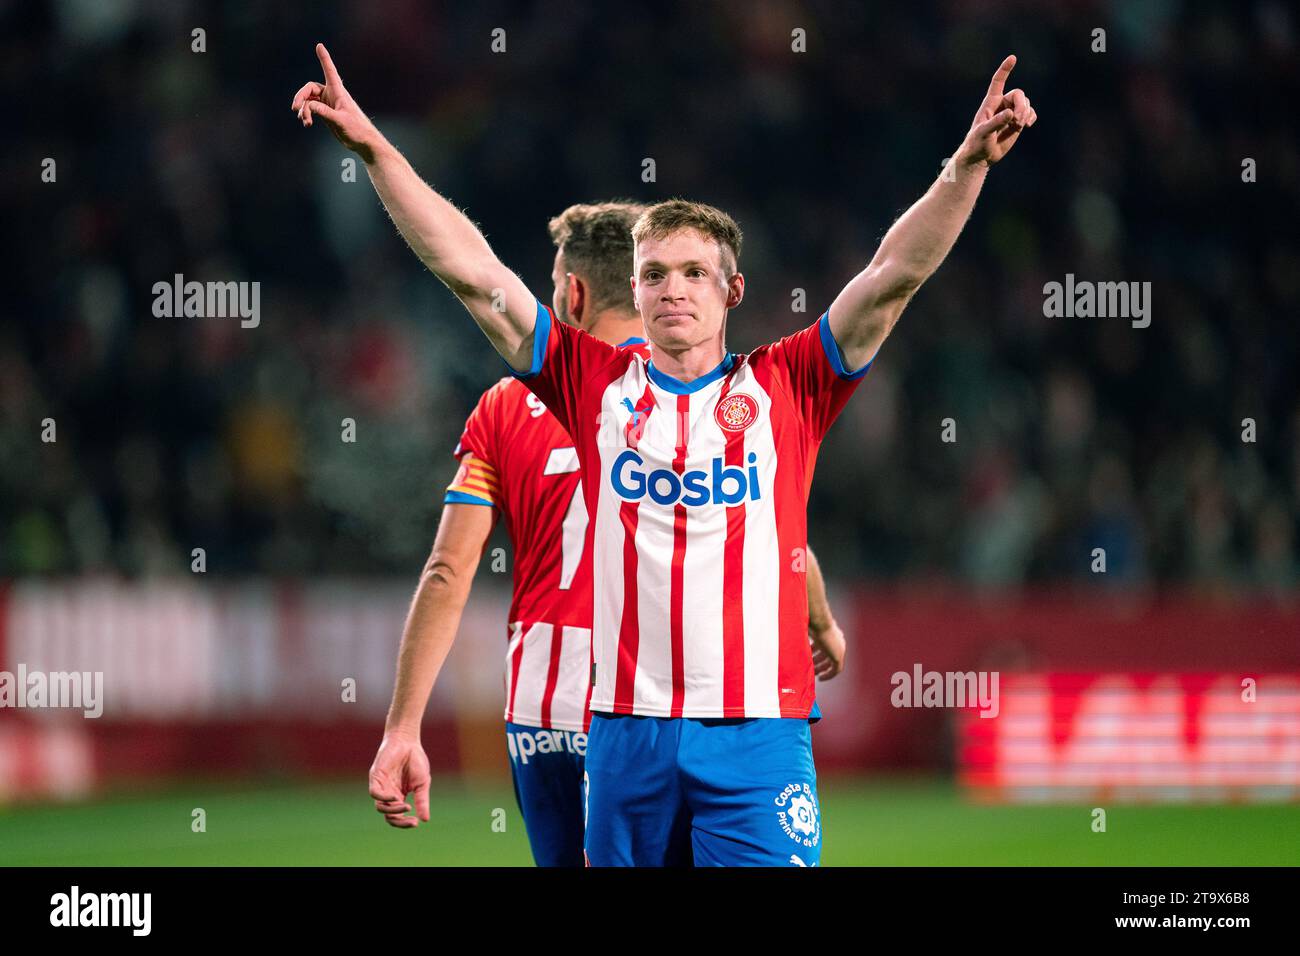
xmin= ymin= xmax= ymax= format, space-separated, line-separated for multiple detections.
xmin=506 ymin=299 xmax=553 ymax=380
xmin=444 ymin=490 xmax=495 ymax=507
xmin=818 ymin=312 xmax=872 ymax=381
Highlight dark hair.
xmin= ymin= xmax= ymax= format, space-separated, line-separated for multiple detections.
xmin=547 ymin=200 xmax=648 ymax=313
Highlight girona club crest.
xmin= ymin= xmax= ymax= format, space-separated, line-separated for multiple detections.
xmin=715 ymin=393 xmax=758 ymax=433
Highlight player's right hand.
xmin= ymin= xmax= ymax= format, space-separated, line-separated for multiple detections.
xmin=291 ymin=43 xmax=382 ymax=162
xmin=368 ymin=731 xmax=432 ymax=829
xmin=959 ymin=55 xmax=1037 ymax=168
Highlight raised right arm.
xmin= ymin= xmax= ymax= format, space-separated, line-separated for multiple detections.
xmin=292 ymin=43 xmax=537 ymax=370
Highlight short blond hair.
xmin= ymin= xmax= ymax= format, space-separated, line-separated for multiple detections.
xmin=547 ymin=201 xmax=647 ymax=313
xmin=631 ymin=199 xmax=743 ymax=276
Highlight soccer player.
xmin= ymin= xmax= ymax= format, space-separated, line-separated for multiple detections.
xmin=294 ymin=43 xmax=1033 ymax=865
xmin=360 ymin=200 xmax=848 ymax=866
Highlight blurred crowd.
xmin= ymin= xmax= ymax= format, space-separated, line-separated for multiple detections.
xmin=2 ymin=0 xmax=1297 ymax=593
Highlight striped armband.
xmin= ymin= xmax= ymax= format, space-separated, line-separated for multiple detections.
xmin=444 ymin=454 xmax=499 ymax=507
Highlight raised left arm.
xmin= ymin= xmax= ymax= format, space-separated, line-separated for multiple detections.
xmin=828 ymin=55 xmax=1036 ymax=370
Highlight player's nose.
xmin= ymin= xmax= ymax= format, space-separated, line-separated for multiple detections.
xmin=659 ymin=274 xmax=686 ymax=300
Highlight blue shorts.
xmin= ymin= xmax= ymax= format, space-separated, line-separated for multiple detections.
xmin=583 ymin=714 xmax=821 ymax=867
xmin=505 ymin=722 xmax=587 ymax=867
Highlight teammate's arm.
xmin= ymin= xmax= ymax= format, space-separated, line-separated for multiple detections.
xmin=292 ymin=43 xmax=538 ymax=370
xmin=828 ymin=55 xmax=1036 ymax=370
xmin=368 ymin=501 xmax=496 ymax=828
xmin=806 ymin=546 xmax=846 ymax=680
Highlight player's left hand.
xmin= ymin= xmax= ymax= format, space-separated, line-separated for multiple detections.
xmin=368 ymin=731 xmax=432 ymax=829
xmin=959 ymin=55 xmax=1036 ymax=168
xmin=810 ymin=619 xmax=846 ymax=680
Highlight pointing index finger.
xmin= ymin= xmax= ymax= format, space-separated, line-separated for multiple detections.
xmin=316 ymin=42 xmax=343 ymax=87
xmin=986 ymin=54 xmax=1016 ymax=100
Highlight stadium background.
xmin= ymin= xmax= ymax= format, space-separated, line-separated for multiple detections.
xmin=2 ymin=0 xmax=1298 ymax=865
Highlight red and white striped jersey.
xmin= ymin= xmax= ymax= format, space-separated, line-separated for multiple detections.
xmin=446 ymin=336 xmax=650 ymax=732
xmin=514 ymin=300 xmax=871 ymax=719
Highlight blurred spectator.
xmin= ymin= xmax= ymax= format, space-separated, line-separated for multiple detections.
xmin=1 ymin=0 xmax=1295 ymax=594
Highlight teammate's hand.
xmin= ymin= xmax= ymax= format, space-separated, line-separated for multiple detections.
xmin=291 ymin=43 xmax=382 ymax=162
xmin=368 ymin=731 xmax=432 ymax=829
xmin=958 ymin=55 xmax=1036 ymax=168
xmin=809 ymin=619 xmax=846 ymax=681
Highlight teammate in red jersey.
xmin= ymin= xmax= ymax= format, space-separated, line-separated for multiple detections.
xmin=360 ymin=199 xmax=846 ymax=865
xmin=295 ymin=42 xmax=1030 ymax=864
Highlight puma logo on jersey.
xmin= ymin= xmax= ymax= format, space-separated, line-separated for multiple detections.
xmin=621 ymin=396 xmax=655 ymax=450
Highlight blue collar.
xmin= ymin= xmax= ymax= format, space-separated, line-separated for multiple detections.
xmin=615 ymin=336 xmax=647 ymax=348
xmin=646 ymin=352 xmax=735 ymax=395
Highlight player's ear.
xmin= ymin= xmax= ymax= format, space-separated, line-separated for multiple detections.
xmin=725 ymin=272 xmax=745 ymax=309
xmin=566 ymin=273 xmax=584 ymax=324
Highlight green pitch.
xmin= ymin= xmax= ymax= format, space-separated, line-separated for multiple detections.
xmin=1 ymin=776 xmax=1296 ymax=866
